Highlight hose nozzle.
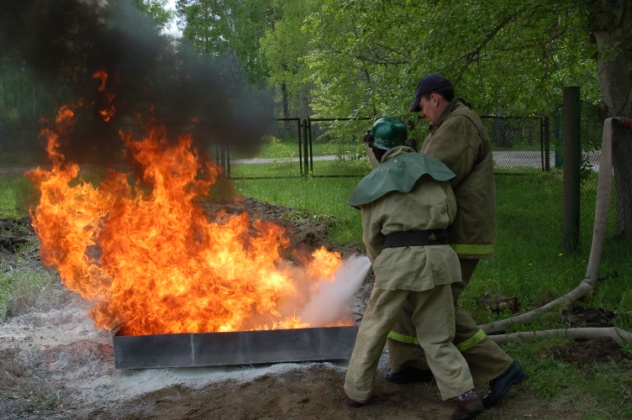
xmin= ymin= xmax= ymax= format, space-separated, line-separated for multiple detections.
xmin=613 ymin=117 xmax=632 ymax=129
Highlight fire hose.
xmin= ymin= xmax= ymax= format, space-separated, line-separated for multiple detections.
xmin=482 ymin=116 xmax=632 ymax=343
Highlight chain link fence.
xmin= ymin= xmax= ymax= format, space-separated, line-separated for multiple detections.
xmin=228 ymin=116 xmax=552 ymax=178
xmin=1 ymin=112 xmax=627 ymax=272
xmin=481 ymin=116 xmax=552 ymax=172
xmin=228 ymin=113 xmax=626 ymax=275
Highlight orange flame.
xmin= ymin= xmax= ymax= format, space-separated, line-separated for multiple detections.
xmin=93 ymin=68 xmax=108 ymax=92
xmin=92 ymin=68 xmax=116 ymax=121
xmin=27 ymin=104 xmax=349 ymax=336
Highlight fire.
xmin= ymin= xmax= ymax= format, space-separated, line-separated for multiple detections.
xmin=92 ymin=67 xmax=116 ymax=121
xmin=27 ymin=73 xmax=351 ymax=336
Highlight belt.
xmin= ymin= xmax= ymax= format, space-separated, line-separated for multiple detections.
xmin=383 ymin=229 xmax=449 ymax=248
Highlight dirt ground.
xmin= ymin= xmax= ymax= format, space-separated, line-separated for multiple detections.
xmin=1 ymin=197 xmax=631 ymax=420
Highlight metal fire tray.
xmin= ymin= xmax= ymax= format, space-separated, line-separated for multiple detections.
xmin=113 ymin=324 xmax=358 ymax=369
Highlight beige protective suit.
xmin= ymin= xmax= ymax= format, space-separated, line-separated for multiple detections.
xmin=344 ymin=146 xmax=475 ymax=403
xmin=388 ymin=99 xmax=514 ymax=386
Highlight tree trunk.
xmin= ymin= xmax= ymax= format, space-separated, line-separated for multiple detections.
xmin=612 ymin=126 xmax=632 ymax=236
xmin=593 ymin=0 xmax=632 ymax=237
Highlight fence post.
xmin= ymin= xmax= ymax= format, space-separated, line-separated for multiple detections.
xmin=301 ymin=118 xmax=309 ymax=177
xmin=543 ymin=117 xmax=551 ymax=171
xmin=563 ymin=87 xmax=581 ymax=253
xmin=214 ymin=145 xmax=230 ymax=178
xmin=308 ymin=118 xmax=314 ymax=174
xmin=298 ymin=119 xmax=305 ymax=177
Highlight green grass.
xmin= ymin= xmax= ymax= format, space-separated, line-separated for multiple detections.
xmin=2 ymin=165 xmax=631 ymax=418
xmin=230 ymin=159 xmax=369 ymax=179
xmin=229 ymin=138 xmax=360 ymax=160
xmin=235 ymin=169 xmax=632 ymax=325
xmin=0 ymin=264 xmax=59 ymax=320
xmin=236 ymin=167 xmax=632 ymax=418
xmin=0 ymin=175 xmax=33 ymax=218
xmin=4 ymin=167 xmax=627 ymax=323
xmin=233 ymin=174 xmax=364 ymax=245
xmin=0 ymin=219 xmax=59 ymax=320
xmin=500 ymin=337 xmax=632 ymax=418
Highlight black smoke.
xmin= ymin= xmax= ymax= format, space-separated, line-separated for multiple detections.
xmin=0 ymin=0 xmax=273 ymax=164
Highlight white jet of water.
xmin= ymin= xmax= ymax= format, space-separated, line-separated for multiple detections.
xmin=300 ymin=254 xmax=371 ymax=327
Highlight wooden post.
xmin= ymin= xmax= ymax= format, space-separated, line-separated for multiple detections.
xmin=563 ymin=86 xmax=581 ymax=253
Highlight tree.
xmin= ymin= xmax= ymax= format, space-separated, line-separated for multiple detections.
xmin=301 ymin=0 xmax=632 ymax=236
xmin=302 ymin=1 xmax=598 ymax=118
xmin=302 ymin=0 xmax=424 ymax=120
xmin=591 ymin=0 xmax=632 ymax=236
xmin=175 ymin=0 xmax=276 ymax=84
xmin=129 ymin=0 xmax=173 ymax=31
xmin=259 ymin=0 xmax=319 ymax=118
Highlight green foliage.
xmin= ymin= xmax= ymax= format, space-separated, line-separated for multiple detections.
xmin=129 ymin=0 xmax=173 ymax=30
xmin=267 ymin=136 xmax=297 ymax=162
xmin=260 ymin=0 xmax=320 ymax=116
xmin=0 ymin=56 xmax=41 ymax=125
xmin=303 ymin=0 xmax=424 ymax=120
xmin=176 ymin=0 xmax=276 ymax=83
xmin=295 ymin=0 xmax=602 ymax=138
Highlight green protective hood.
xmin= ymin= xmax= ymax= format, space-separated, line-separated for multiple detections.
xmin=348 ymin=150 xmax=455 ymax=208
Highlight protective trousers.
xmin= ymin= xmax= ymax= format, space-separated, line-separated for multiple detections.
xmin=344 ymin=284 xmax=474 ymax=403
xmin=387 ymin=259 xmax=514 ymax=387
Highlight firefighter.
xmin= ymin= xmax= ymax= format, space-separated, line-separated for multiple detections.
xmin=385 ymin=75 xmax=527 ymax=408
xmin=344 ymin=117 xmax=484 ymax=420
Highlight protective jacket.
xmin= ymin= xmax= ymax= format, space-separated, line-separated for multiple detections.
xmin=344 ymin=145 xmax=476 ymax=402
xmin=421 ymin=99 xmax=496 ymax=258
xmin=349 ymin=146 xmax=460 ymax=291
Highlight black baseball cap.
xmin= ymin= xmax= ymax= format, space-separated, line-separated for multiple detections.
xmin=409 ymin=75 xmax=453 ymax=112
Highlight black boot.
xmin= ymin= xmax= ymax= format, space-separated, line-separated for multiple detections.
xmin=342 ymin=390 xmax=366 ymax=408
xmin=451 ymin=389 xmax=484 ymax=420
xmin=481 ymin=361 xmax=528 ymax=408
